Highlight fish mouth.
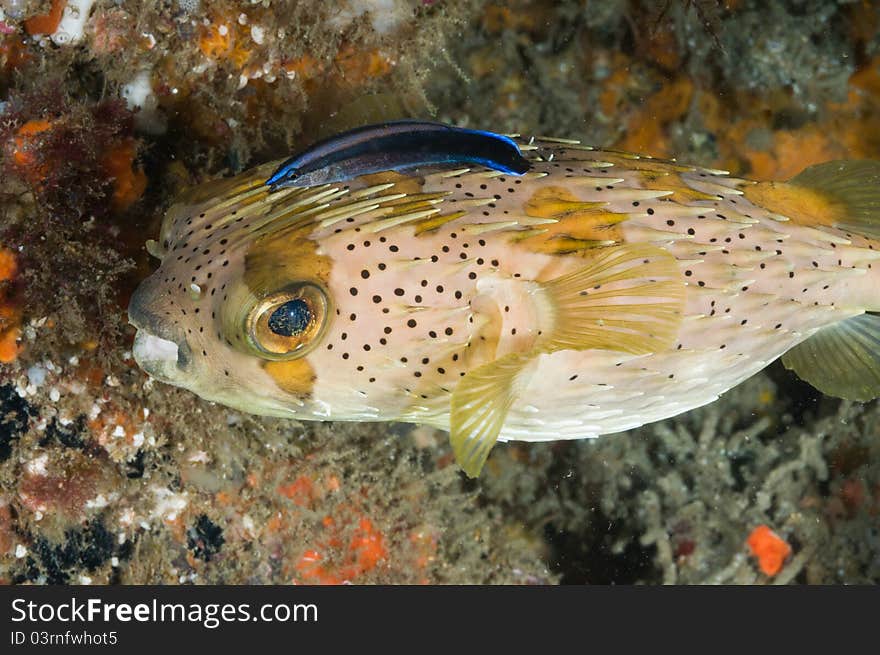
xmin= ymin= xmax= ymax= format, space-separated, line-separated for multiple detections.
xmin=131 ymin=331 xmax=188 ymax=382
xmin=128 ymin=281 xmax=192 ymax=382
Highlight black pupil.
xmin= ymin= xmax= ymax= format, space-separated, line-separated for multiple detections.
xmin=267 ymin=299 xmax=311 ymax=337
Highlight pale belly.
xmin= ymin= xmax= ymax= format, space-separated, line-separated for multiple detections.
xmin=498 ymin=323 xmax=814 ymax=442
xmin=417 ymin=298 xmax=839 ymax=443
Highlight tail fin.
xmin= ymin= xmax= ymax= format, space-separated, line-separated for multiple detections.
xmin=780 ymin=160 xmax=880 ymax=401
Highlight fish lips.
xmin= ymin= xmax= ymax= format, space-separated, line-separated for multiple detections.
xmin=131 ymin=330 xmax=191 ymax=382
xmin=128 ymin=284 xmax=192 ymax=384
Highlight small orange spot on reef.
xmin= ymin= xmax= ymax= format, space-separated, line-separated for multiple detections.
xmin=1 ymin=35 xmax=31 ymax=72
xmin=199 ymin=23 xmax=232 ymax=59
xmin=350 ymin=518 xmax=387 ymax=571
xmin=283 ymin=54 xmax=322 ymax=80
xmin=88 ymin=408 xmax=139 ymax=449
xmin=100 ymin=141 xmax=147 ymax=211
xmin=0 ymin=249 xmax=17 ymax=282
xmin=335 ymin=46 xmax=392 ymax=85
xmin=294 ymin=548 xmax=342 ymax=585
xmin=214 ymin=491 xmax=234 ymax=507
xmin=24 ymin=0 xmax=67 ymax=35
xmin=0 ymin=248 xmax=21 ymax=364
xmin=747 ymin=525 xmax=791 ymax=576
xmin=10 ymin=119 xmax=53 ymax=183
xmin=266 ymin=513 xmax=284 ymax=534
xmin=277 ymin=475 xmax=314 ymax=507
xmin=198 ymin=19 xmax=252 ymax=68
xmin=0 ymin=322 xmax=20 ymax=363
xmin=293 ymin=510 xmax=388 ymax=584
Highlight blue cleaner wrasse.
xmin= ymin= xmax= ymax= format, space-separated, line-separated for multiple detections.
xmin=265 ymin=120 xmax=531 ymax=188
xmin=129 ymin=125 xmax=880 ymax=477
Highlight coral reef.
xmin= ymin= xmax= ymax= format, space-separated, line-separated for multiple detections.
xmin=1 ymin=375 xmax=552 ymax=583
xmin=1 ymin=0 xmax=879 ymax=584
xmin=480 ymin=374 xmax=880 ymax=584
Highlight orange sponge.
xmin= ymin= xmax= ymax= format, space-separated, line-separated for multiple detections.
xmin=747 ymin=525 xmax=791 ymax=576
xmin=0 ymin=248 xmax=21 ymax=364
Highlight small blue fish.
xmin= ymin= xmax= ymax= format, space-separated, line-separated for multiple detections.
xmin=266 ymin=120 xmax=531 ymax=188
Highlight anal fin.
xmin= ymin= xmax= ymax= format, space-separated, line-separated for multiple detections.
xmin=781 ymin=312 xmax=880 ymax=401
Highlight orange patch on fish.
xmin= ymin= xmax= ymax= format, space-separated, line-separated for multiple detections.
xmin=246 ymin=224 xmax=332 ymax=289
xmin=264 ymin=358 xmax=316 ymax=398
xmin=638 ymin=170 xmax=721 ymax=203
xmin=743 ymin=181 xmax=845 ymax=228
xmin=519 ymin=185 xmax=625 ymax=252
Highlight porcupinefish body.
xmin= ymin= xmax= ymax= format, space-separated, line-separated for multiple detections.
xmin=129 ymin=125 xmax=880 ymax=476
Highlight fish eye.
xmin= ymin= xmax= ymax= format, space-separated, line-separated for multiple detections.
xmin=247 ymin=283 xmax=329 ymax=359
xmin=268 ymin=298 xmax=311 ymax=337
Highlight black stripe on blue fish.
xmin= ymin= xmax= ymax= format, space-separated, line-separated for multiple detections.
xmin=266 ymin=120 xmax=531 ymax=188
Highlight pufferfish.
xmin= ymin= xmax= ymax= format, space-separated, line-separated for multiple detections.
xmin=129 ymin=120 xmax=880 ymax=477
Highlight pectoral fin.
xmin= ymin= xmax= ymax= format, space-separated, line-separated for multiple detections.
xmin=449 ymin=244 xmax=686 ymax=477
xmin=539 ymin=243 xmax=686 ymax=355
xmin=450 ymin=354 xmax=529 ymax=478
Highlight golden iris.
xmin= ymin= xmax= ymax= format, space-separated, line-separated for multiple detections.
xmin=247 ymin=283 xmax=329 ymax=359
